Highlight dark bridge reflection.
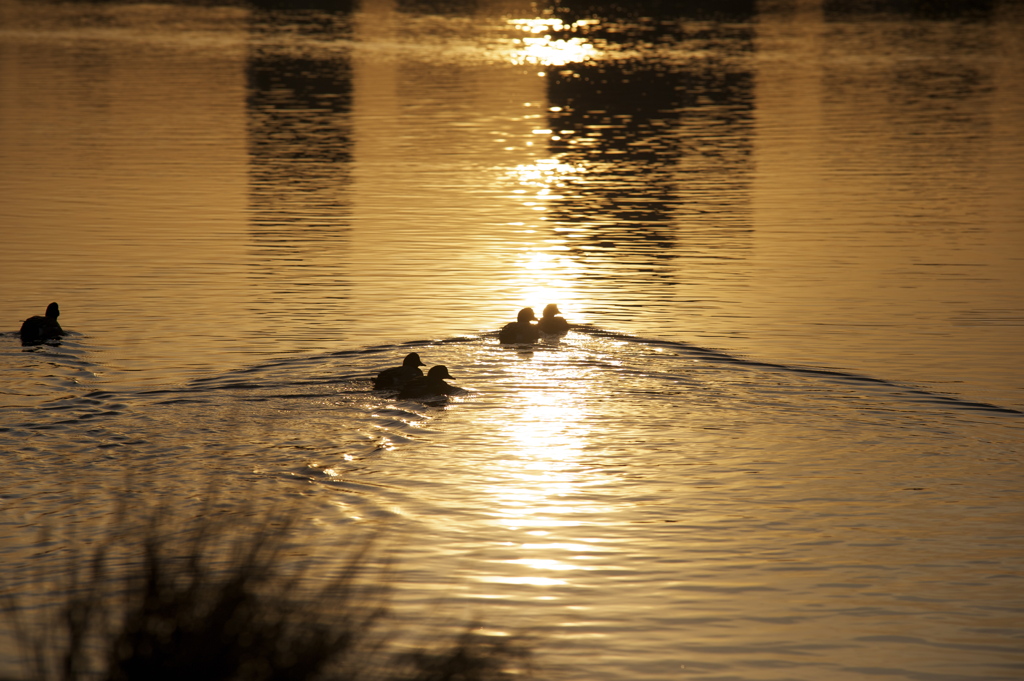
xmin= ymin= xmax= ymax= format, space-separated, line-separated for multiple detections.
xmin=246 ymin=7 xmax=356 ymax=338
xmin=529 ymin=1 xmax=758 ymax=292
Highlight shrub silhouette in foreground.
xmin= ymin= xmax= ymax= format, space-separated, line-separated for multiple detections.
xmin=2 ymin=507 xmax=531 ymax=681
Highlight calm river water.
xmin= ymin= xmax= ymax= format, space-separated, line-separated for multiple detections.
xmin=1 ymin=0 xmax=1023 ymax=679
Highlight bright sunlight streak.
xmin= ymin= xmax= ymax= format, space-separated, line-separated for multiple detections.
xmin=475 ymin=57 xmax=603 ymax=596
xmin=506 ymin=18 xmax=599 ymax=66
xmin=471 ymin=357 xmax=612 ymax=590
xmin=503 ymin=158 xmax=590 ymax=322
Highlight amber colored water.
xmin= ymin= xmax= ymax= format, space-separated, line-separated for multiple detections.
xmin=1 ymin=1 xmax=1022 ymax=679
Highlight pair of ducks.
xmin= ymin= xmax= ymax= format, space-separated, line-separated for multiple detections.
xmin=19 ymin=302 xmax=65 ymax=345
xmin=373 ymin=352 xmax=458 ymax=399
xmin=498 ymin=303 xmax=570 ymax=344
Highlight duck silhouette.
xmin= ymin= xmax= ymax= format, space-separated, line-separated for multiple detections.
xmin=498 ymin=307 xmax=540 ymax=344
xmin=20 ymin=302 xmax=65 ymax=345
xmin=373 ymin=352 xmax=425 ymax=390
xmin=537 ymin=303 xmax=570 ymax=335
xmin=398 ymin=365 xmax=459 ymax=399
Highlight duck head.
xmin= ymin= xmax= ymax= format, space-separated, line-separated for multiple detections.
xmin=46 ymin=302 xmax=60 ymax=319
xmin=517 ymin=307 xmax=538 ymax=323
xmin=427 ymin=365 xmax=454 ymax=380
xmin=404 ymin=352 xmax=426 ymax=367
xmin=542 ymin=303 xmax=560 ymax=318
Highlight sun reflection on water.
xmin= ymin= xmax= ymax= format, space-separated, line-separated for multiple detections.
xmin=509 ymin=157 xmax=586 ymax=188
xmin=472 ymin=78 xmax=613 ymax=588
xmin=471 ymin=355 xmax=614 ymax=590
xmin=507 ymin=18 xmax=599 ymax=67
xmin=501 ymin=157 xmax=592 ymax=323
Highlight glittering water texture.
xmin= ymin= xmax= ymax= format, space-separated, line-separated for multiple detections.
xmin=1 ymin=1 xmax=1023 ymax=680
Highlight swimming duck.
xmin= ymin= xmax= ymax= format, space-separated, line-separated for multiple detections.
xmin=373 ymin=352 xmax=426 ymax=390
xmin=537 ymin=303 xmax=570 ymax=335
xmin=498 ymin=307 xmax=540 ymax=344
xmin=398 ymin=365 xmax=459 ymax=399
xmin=19 ymin=302 xmax=65 ymax=345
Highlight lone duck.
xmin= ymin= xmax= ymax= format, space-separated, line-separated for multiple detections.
xmin=20 ymin=302 xmax=65 ymax=345
xmin=537 ymin=303 xmax=570 ymax=335
xmin=398 ymin=365 xmax=459 ymax=399
xmin=498 ymin=307 xmax=540 ymax=344
xmin=373 ymin=352 xmax=426 ymax=390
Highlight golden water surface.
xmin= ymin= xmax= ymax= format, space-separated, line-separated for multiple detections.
xmin=1 ymin=1 xmax=1022 ymax=680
